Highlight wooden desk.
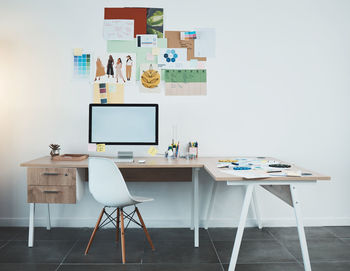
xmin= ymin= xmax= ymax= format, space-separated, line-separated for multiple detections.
xmin=200 ymin=157 xmax=330 ymax=271
xmin=21 ymin=156 xmax=330 ymax=271
xmin=20 ymin=156 xmax=203 ymax=248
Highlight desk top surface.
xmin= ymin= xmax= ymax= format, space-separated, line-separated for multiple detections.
xmin=20 ymin=156 xmax=330 ymax=182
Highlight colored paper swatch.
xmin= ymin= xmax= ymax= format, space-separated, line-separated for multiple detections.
xmin=73 ymin=48 xmax=83 ymax=56
xmin=181 ymin=31 xmax=197 ymax=40
xmin=73 ymin=53 xmax=91 ymax=78
xmin=88 ymin=143 xmax=97 ymax=152
xmin=93 ymin=83 xmax=124 ymax=103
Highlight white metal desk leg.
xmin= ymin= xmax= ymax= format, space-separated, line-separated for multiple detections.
xmin=46 ymin=204 xmax=51 ymax=230
xmin=228 ymin=184 xmax=254 ymax=271
xmin=204 ymin=181 xmax=218 ymax=230
xmin=193 ymin=168 xmax=200 ymax=247
xmin=190 ymin=176 xmax=194 ymax=230
xmin=251 ymin=186 xmax=262 ymax=229
xmin=28 ymin=203 xmax=35 ymax=247
xmin=290 ymin=185 xmax=312 ymax=271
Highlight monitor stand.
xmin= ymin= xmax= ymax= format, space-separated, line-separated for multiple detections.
xmin=113 ymin=151 xmax=134 ymax=163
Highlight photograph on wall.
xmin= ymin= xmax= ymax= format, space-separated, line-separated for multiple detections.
xmin=93 ymin=53 xmax=136 ymax=84
xmin=146 ymin=8 xmax=164 ymax=38
xmin=140 ymin=63 xmax=161 ymax=93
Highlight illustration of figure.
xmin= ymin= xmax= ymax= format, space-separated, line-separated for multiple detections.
xmin=126 ymin=55 xmax=133 ymax=81
xmin=106 ymin=55 xmax=114 ymax=78
xmin=94 ymin=58 xmax=106 ymax=81
xmin=115 ymin=58 xmax=125 ymax=83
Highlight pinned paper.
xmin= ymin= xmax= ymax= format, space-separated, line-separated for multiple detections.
xmin=109 ymin=83 xmax=117 ymax=92
xmin=96 ymin=144 xmax=106 ymax=152
xmin=148 ymin=146 xmax=158 ymax=156
xmin=146 ymin=52 xmax=154 ymax=61
xmin=194 ymin=28 xmax=216 ymax=58
xmin=73 ymin=48 xmax=83 ymax=56
xmin=197 ymin=61 xmax=206 ymax=69
xmin=152 ymin=47 xmax=160 ymax=55
xmin=137 ymin=34 xmax=157 ymax=48
xmin=103 ymin=20 xmax=134 ymax=40
xmin=189 ymin=59 xmax=198 ymax=68
xmin=88 ymin=143 xmax=97 ymax=152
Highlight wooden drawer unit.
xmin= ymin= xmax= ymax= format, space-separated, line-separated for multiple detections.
xmin=28 ymin=168 xmax=76 ymax=186
xmin=28 ymin=185 xmax=76 ymax=204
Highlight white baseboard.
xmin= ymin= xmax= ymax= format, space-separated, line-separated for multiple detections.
xmin=1 ymin=217 xmax=350 ymax=228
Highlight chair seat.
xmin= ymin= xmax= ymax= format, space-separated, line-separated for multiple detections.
xmin=131 ymin=195 xmax=154 ymax=203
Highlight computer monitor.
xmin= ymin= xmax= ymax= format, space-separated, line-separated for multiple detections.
xmin=89 ymin=104 xmax=158 ymax=145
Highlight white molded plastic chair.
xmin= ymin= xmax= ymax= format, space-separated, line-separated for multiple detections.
xmin=85 ymin=157 xmax=155 ymax=263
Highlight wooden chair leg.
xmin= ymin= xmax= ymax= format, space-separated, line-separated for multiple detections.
xmin=120 ymin=208 xmax=126 ymax=264
xmin=135 ymin=207 xmax=155 ymax=251
xmin=116 ymin=208 xmax=120 ymax=242
xmin=85 ymin=207 xmax=105 ymax=255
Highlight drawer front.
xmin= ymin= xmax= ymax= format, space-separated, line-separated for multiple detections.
xmin=28 ymin=168 xmax=76 ymax=186
xmin=27 ymin=185 xmax=76 ymax=203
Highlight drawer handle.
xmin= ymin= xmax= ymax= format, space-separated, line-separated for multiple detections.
xmin=42 ymin=173 xmax=68 ymax=176
xmin=42 ymin=173 xmax=60 ymax=176
xmin=43 ymin=190 xmax=60 ymax=194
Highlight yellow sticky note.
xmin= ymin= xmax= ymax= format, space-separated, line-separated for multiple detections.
xmin=96 ymin=144 xmax=106 ymax=152
xmin=152 ymin=47 xmax=160 ymax=55
xmin=73 ymin=48 xmax=83 ymax=56
xmin=148 ymin=146 xmax=158 ymax=156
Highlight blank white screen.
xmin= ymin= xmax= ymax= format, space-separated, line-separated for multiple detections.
xmin=91 ymin=106 xmax=157 ymax=144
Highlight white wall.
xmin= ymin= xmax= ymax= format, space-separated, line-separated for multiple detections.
xmin=1 ymin=0 xmax=350 ymax=228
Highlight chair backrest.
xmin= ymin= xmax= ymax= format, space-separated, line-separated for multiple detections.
xmin=88 ymin=157 xmax=133 ymax=207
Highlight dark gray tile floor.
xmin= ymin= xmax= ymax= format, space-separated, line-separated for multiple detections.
xmin=0 ymin=226 xmax=350 ymax=270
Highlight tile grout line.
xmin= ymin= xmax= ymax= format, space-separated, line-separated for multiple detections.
xmin=207 ymin=229 xmax=225 ymax=271
xmin=0 ymin=231 xmax=23 ymax=250
xmin=266 ymin=228 xmax=304 ymax=268
xmin=54 ymin=240 xmax=79 ymax=271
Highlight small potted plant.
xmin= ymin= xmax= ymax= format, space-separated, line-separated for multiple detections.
xmin=49 ymin=144 xmax=61 ymax=159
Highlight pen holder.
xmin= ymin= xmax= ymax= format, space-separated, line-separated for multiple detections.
xmin=188 ymin=147 xmax=198 ymax=159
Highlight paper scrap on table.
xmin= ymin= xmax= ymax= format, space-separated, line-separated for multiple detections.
xmin=146 ymin=52 xmax=154 ymax=61
xmin=137 ymin=34 xmax=157 ymax=48
xmin=73 ymin=48 xmax=83 ymax=56
xmin=194 ymin=28 xmax=216 ymax=58
xmin=88 ymin=143 xmax=97 ymax=152
xmin=148 ymin=146 xmax=158 ymax=156
xmin=222 ymin=169 xmax=271 ymax=180
xmin=103 ymin=19 xmax=134 ymax=40
xmin=96 ymin=144 xmax=106 ymax=152
xmin=152 ymin=47 xmax=160 ymax=55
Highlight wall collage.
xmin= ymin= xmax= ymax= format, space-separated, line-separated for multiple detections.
xmin=73 ymin=7 xmax=216 ymax=103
